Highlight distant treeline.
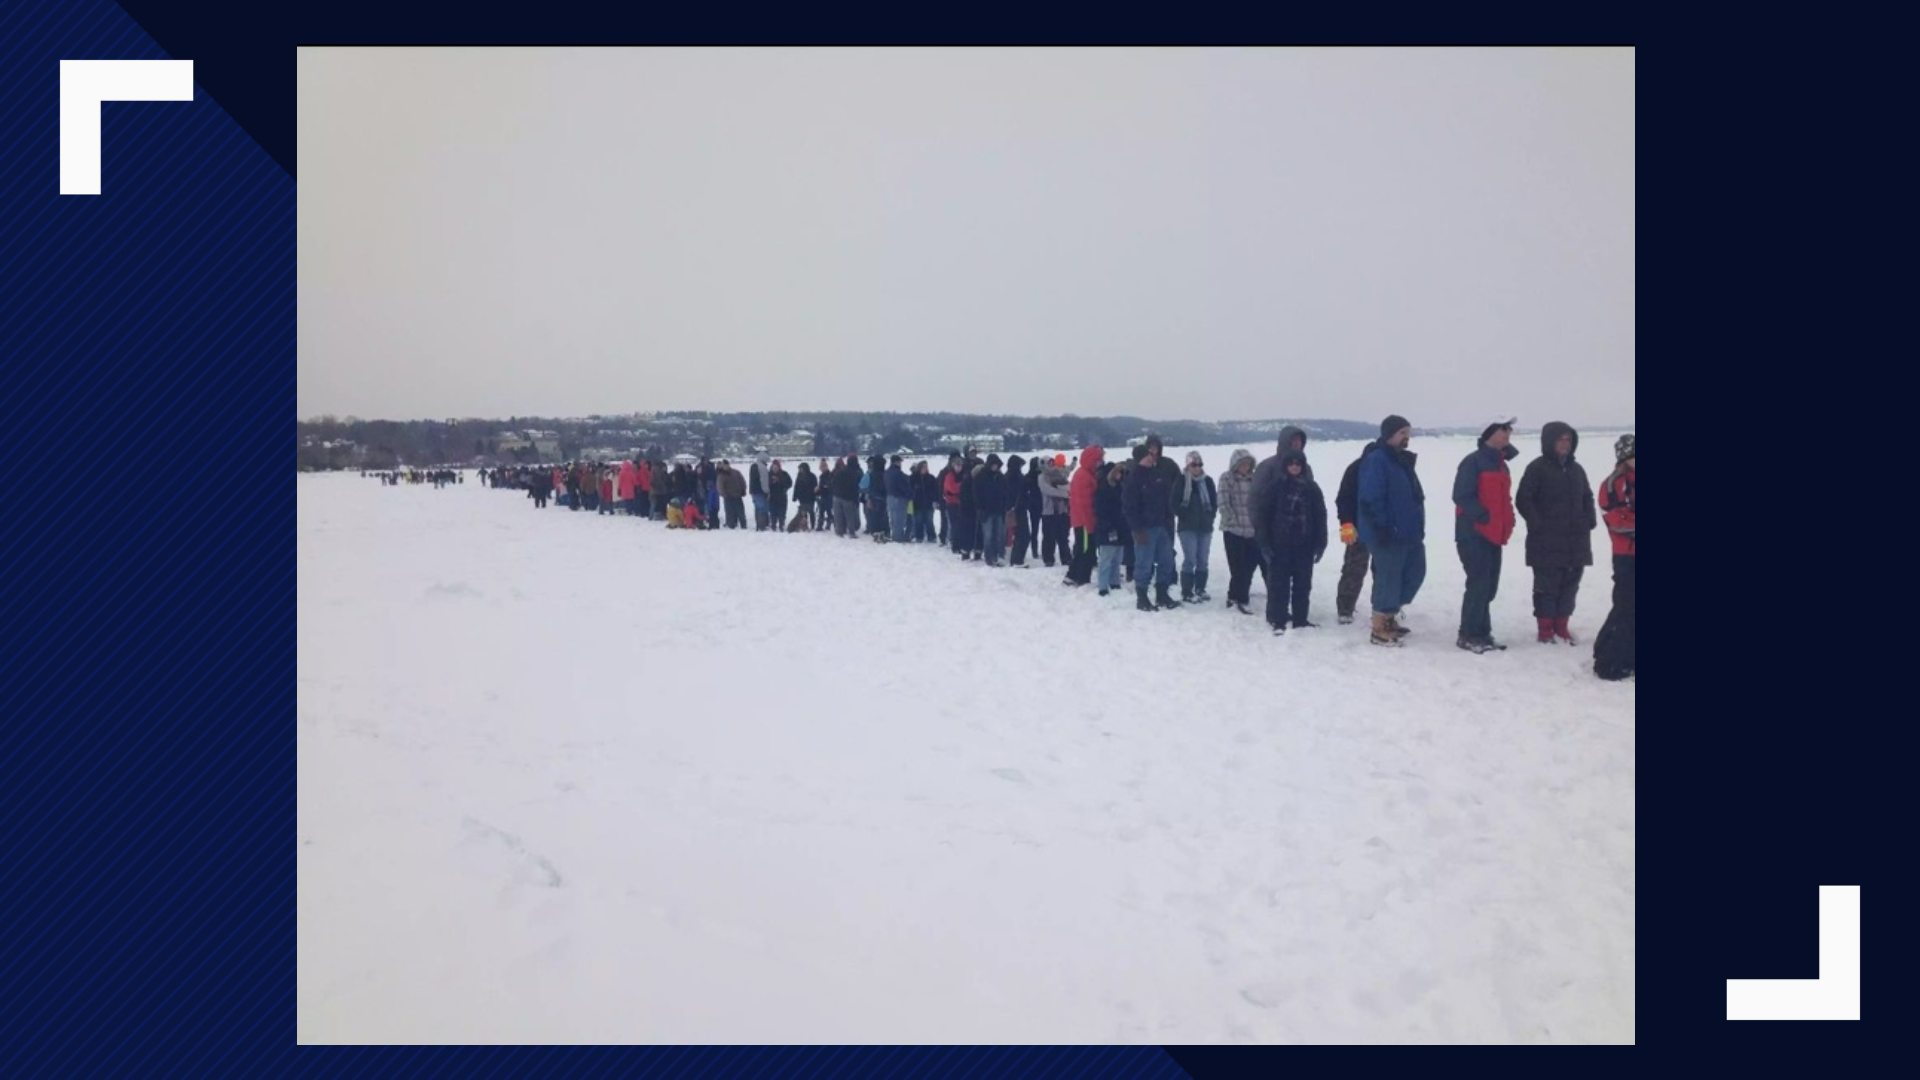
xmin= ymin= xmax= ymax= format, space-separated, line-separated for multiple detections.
xmin=297 ymin=411 xmax=1421 ymax=470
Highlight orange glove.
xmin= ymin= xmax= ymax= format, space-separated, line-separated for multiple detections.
xmin=1340 ymin=522 xmax=1357 ymax=546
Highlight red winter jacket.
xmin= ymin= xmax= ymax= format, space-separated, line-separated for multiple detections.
xmin=942 ymin=469 xmax=962 ymax=506
xmin=638 ymin=461 xmax=652 ymax=494
xmin=617 ymin=461 xmax=637 ymax=501
xmin=1601 ymin=468 xmax=1635 ymax=556
xmin=1452 ymin=443 xmax=1517 ymax=545
xmin=1069 ymin=445 xmax=1105 ymax=530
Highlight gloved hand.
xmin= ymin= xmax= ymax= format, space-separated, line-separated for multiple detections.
xmin=1340 ymin=522 xmax=1357 ymax=545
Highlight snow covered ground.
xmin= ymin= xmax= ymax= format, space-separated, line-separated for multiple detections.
xmin=297 ymin=436 xmax=1634 ymax=1044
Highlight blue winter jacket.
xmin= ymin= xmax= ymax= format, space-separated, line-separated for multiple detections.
xmin=1356 ymin=440 xmax=1426 ymax=549
xmin=885 ymin=465 xmax=912 ymax=499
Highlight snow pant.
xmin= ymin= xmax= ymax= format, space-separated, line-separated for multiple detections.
xmin=889 ymin=496 xmax=911 ymax=542
xmin=1223 ymin=531 xmax=1263 ymax=605
xmin=1264 ymin=545 xmax=1315 ymax=628
xmin=725 ymin=496 xmax=747 ymax=529
xmin=1531 ymin=565 xmax=1586 ymax=619
xmin=978 ymin=517 xmax=1007 ymax=565
xmin=1097 ymin=544 xmax=1124 ymax=590
xmin=1009 ymin=511 xmax=1032 ymax=565
xmin=1122 ymin=531 xmax=1136 ymax=582
xmin=912 ymin=503 xmax=935 ymax=542
xmin=834 ymin=496 xmax=859 ymax=537
xmin=1065 ymin=527 xmax=1097 ymax=584
xmin=1136 ymin=527 xmax=1177 ymax=591
xmin=1457 ymin=536 xmax=1502 ymax=639
xmin=770 ymin=495 xmax=788 ymax=532
xmin=1368 ymin=541 xmax=1426 ymax=616
xmin=752 ymin=493 xmax=770 ymax=531
xmin=1178 ymin=529 xmax=1212 ymax=578
xmin=866 ymin=496 xmax=888 ymax=535
xmin=1336 ymin=539 xmax=1370 ymax=618
xmin=1040 ymin=513 xmax=1069 ymax=566
xmin=953 ymin=508 xmax=977 ymax=555
xmin=1593 ymin=555 xmax=1635 ymax=679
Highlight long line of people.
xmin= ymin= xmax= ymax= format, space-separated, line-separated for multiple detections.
xmin=445 ymin=418 xmax=1635 ymax=681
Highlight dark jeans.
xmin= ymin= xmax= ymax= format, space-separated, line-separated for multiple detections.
xmin=1531 ymin=566 xmax=1586 ymax=619
xmin=978 ymin=517 xmax=1006 ymax=565
xmin=1040 ymin=514 xmax=1069 ymax=566
xmin=1369 ymin=542 xmax=1426 ymax=616
xmin=1264 ymin=545 xmax=1315 ymax=628
xmin=1593 ymin=555 xmax=1635 ymax=679
xmin=953 ymin=508 xmax=977 ymax=555
xmin=724 ymin=496 xmax=746 ymax=529
xmin=1223 ymin=531 xmax=1264 ymax=605
xmin=1335 ymin=539 xmax=1370 ymax=618
xmin=1065 ymin=526 xmax=1097 ymax=583
xmin=1457 ymin=536 xmax=1502 ymax=639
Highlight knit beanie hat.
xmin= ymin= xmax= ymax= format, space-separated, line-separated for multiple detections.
xmin=1614 ymin=434 xmax=1634 ymax=463
xmin=1381 ymin=415 xmax=1411 ymax=440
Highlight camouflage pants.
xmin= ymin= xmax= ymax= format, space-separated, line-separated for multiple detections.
xmin=1336 ymin=539 xmax=1371 ymax=618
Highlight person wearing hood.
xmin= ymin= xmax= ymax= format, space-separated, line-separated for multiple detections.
xmin=1255 ymin=449 xmax=1328 ymax=633
xmin=1250 ymin=424 xmax=1314 ymax=528
xmin=910 ymin=460 xmax=939 ymax=541
xmin=1452 ymin=419 xmax=1520 ymax=653
xmin=1357 ymin=415 xmax=1427 ymax=647
xmin=1217 ymin=448 xmax=1264 ymax=615
xmin=885 ymin=455 xmax=912 ymax=543
xmin=793 ymin=462 xmax=818 ymax=531
xmin=955 ymin=448 xmax=982 ymax=560
xmin=862 ymin=454 xmax=889 ymax=539
xmin=1173 ymin=450 xmax=1219 ymax=604
xmin=1592 ymin=435 xmax=1635 ymax=680
xmin=973 ymin=454 xmax=1011 ymax=566
xmin=1005 ymin=456 xmax=1034 ymax=566
xmin=768 ymin=459 xmax=793 ymax=534
xmin=1515 ymin=421 xmax=1598 ymax=645
xmin=832 ymin=454 xmax=862 ymax=538
xmin=939 ymin=453 xmax=963 ymax=551
xmin=748 ymin=455 xmax=772 ymax=531
xmin=1063 ymin=445 xmax=1105 ymax=585
xmin=1020 ymin=457 xmax=1045 ymax=564
xmin=617 ymin=458 xmax=638 ymax=515
xmin=1122 ymin=435 xmax=1181 ymax=611
xmin=1092 ymin=458 xmax=1131 ymax=594
xmin=1038 ymin=453 xmax=1072 ymax=567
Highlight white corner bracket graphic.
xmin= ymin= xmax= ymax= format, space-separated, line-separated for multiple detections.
xmin=1727 ymin=885 xmax=1861 ymax=1020
xmin=60 ymin=59 xmax=194 ymax=195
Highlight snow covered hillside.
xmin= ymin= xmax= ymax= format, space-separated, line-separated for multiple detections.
xmin=297 ymin=436 xmax=1634 ymax=1044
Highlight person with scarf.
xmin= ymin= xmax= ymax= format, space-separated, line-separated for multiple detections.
xmin=1173 ymin=450 xmax=1219 ymax=603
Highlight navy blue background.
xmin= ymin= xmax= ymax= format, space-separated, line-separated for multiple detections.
xmin=0 ymin=8 xmax=1900 ymax=1067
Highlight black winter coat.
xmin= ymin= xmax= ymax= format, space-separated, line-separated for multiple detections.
xmin=1257 ymin=474 xmax=1328 ymax=557
xmin=834 ymin=462 xmax=862 ymax=500
xmin=1092 ymin=469 xmax=1130 ymax=546
xmin=1515 ymin=422 xmax=1597 ymax=568
xmin=911 ymin=471 xmax=941 ymax=511
xmin=1121 ymin=457 xmax=1177 ymax=535
xmin=794 ymin=471 xmax=818 ymax=502
xmin=1335 ymin=455 xmax=1363 ymax=526
xmin=973 ymin=466 xmax=1012 ymax=517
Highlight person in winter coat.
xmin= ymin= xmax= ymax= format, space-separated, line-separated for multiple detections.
xmin=1255 ymin=449 xmax=1328 ymax=633
xmin=1122 ymin=435 xmax=1182 ymax=611
xmin=1516 ymin=421 xmax=1598 ymax=645
xmin=1332 ymin=451 xmax=1371 ymax=624
xmin=749 ymin=454 xmax=772 ymax=531
xmin=528 ymin=466 xmax=551 ymax=508
xmin=1173 ymin=450 xmax=1218 ymax=603
xmin=718 ymin=460 xmax=749 ymax=529
xmin=940 ymin=454 xmax=964 ymax=552
xmin=1250 ymin=423 xmax=1314 ymax=530
xmin=794 ymin=462 xmax=818 ymax=530
xmin=1021 ymin=459 xmax=1045 ymax=563
xmin=1452 ymin=420 xmax=1520 ymax=653
xmin=617 ymin=459 xmax=638 ymax=515
xmin=885 ymin=455 xmax=912 ymax=543
xmin=812 ymin=460 xmax=833 ymax=530
xmin=1064 ymin=446 xmax=1105 ymax=585
xmin=955 ymin=449 xmax=982 ymax=560
xmin=910 ymin=461 xmax=940 ymax=542
xmin=1592 ymin=435 xmax=1635 ymax=680
xmin=833 ymin=454 xmax=863 ymax=538
xmin=769 ymin=460 xmax=792 ymax=534
xmin=1357 ymin=416 xmax=1426 ymax=647
xmin=859 ymin=454 xmax=886 ymax=538
xmin=1005 ymin=456 xmax=1033 ymax=565
xmin=972 ymin=454 xmax=1011 ymax=566
xmin=1217 ymin=448 xmax=1263 ymax=615
xmin=1092 ymin=459 xmax=1131 ymax=594
xmin=1038 ymin=454 xmax=1072 ymax=567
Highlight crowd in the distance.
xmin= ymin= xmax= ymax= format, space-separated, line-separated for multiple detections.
xmin=406 ymin=416 xmax=1634 ymax=681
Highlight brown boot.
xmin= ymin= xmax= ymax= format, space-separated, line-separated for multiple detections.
xmin=1370 ymin=612 xmax=1401 ymax=647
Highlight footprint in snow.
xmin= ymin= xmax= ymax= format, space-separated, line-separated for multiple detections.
xmin=990 ymin=767 xmax=1027 ymax=784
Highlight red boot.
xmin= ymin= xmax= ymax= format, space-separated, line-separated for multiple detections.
xmin=1553 ymin=617 xmax=1575 ymax=645
xmin=1536 ymin=617 xmax=1555 ymax=643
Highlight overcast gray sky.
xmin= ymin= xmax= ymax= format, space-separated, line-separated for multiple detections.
xmin=298 ymin=47 xmax=1633 ymax=427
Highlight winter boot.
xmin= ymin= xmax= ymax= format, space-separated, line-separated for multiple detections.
xmin=1389 ymin=613 xmax=1412 ymax=639
xmin=1230 ymin=601 xmax=1253 ymax=616
xmin=1179 ymin=570 xmax=1194 ymax=604
xmin=1155 ymin=584 xmax=1182 ymax=610
xmin=1337 ymin=611 xmax=1354 ymax=625
xmin=1553 ymin=617 xmax=1576 ymax=645
xmin=1136 ymin=586 xmax=1156 ymax=613
xmin=1457 ymin=634 xmax=1492 ymax=654
xmin=1370 ymin=612 xmax=1401 ymax=647
xmin=1193 ymin=570 xmax=1211 ymax=602
xmin=1536 ymin=617 xmax=1555 ymax=643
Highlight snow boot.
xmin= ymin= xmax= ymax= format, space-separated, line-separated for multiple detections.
xmin=1457 ymin=634 xmax=1492 ymax=655
xmin=1179 ymin=571 xmax=1194 ymax=604
xmin=1389 ymin=613 xmax=1411 ymax=639
xmin=1338 ymin=611 xmax=1354 ymax=625
xmin=1230 ymin=601 xmax=1253 ymax=616
xmin=1271 ymin=622 xmax=1287 ymax=636
xmin=1553 ymin=617 xmax=1576 ymax=645
xmin=1099 ymin=588 xmax=1110 ymax=597
xmin=1193 ymin=570 xmax=1211 ymax=602
xmin=1536 ymin=617 xmax=1555 ymax=643
xmin=1136 ymin=586 xmax=1156 ymax=613
xmin=1370 ymin=612 xmax=1401 ymax=647
xmin=1155 ymin=584 xmax=1182 ymax=610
